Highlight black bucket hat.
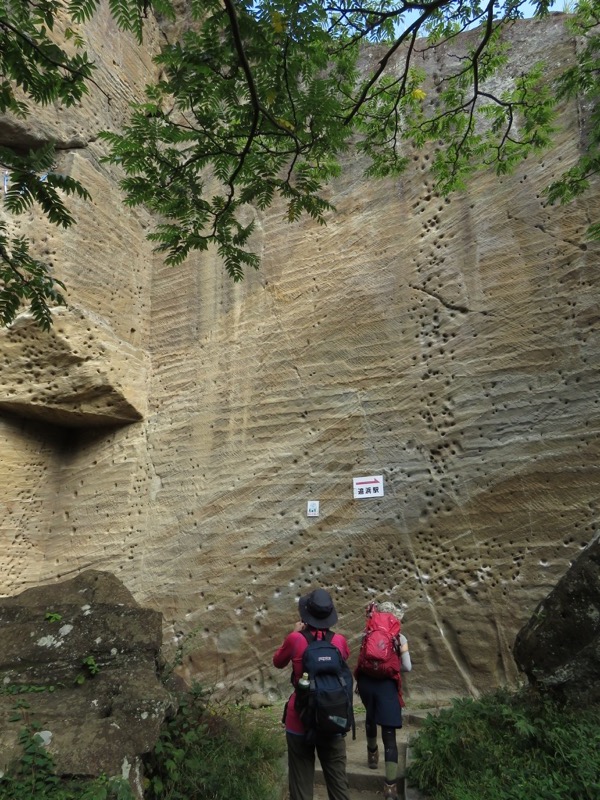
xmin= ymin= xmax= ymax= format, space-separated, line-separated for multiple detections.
xmin=299 ymin=588 xmax=338 ymax=629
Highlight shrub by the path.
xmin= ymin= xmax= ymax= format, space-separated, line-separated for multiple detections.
xmin=407 ymin=687 xmax=600 ymax=800
xmin=144 ymin=684 xmax=286 ymax=800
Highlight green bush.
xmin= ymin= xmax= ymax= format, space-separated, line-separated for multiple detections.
xmin=407 ymin=688 xmax=600 ymax=800
xmin=143 ymin=684 xmax=286 ymax=800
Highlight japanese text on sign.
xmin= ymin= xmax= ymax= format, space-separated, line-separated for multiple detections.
xmin=353 ymin=475 xmax=384 ymax=499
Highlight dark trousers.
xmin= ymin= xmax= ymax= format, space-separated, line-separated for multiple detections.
xmin=286 ymin=732 xmax=351 ymax=800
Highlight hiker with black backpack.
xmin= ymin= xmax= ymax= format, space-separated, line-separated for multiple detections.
xmin=354 ymin=600 xmax=412 ymax=800
xmin=273 ymin=588 xmax=354 ymax=800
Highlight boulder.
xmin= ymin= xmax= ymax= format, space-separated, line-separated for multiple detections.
xmin=513 ymin=533 xmax=600 ymax=706
xmin=0 ymin=570 xmax=175 ymax=798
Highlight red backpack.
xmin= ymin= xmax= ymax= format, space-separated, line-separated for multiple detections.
xmin=356 ymin=603 xmax=402 ymax=685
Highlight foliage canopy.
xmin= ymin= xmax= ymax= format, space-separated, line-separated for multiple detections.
xmin=1 ymin=0 xmax=599 ymax=325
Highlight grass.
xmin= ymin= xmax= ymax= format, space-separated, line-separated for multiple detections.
xmin=143 ymin=684 xmax=286 ymax=800
xmin=406 ymin=687 xmax=600 ymax=800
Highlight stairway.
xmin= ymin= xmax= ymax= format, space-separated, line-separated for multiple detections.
xmin=313 ymin=712 xmax=432 ymax=800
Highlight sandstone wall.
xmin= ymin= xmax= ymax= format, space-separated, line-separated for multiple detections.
xmin=1 ymin=14 xmax=599 ymax=706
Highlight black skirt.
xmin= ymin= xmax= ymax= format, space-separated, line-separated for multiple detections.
xmin=356 ymin=673 xmax=403 ymax=728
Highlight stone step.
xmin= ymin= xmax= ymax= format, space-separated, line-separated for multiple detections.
xmin=315 ymin=738 xmax=407 ymax=790
xmin=314 ymin=786 xmax=383 ymax=799
xmin=314 ymin=714 xmax=408 ymax=798
xmin=282 ymin=708 xmax=440 ymax=800
xmin=312 ymin=709 xmax=439 ymax=800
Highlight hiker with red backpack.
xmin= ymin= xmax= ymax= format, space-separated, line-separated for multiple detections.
xmin=273 ymin=588 xmax=354 ymax=800
xmin=354 ymin=600 xmax=412 ymax=800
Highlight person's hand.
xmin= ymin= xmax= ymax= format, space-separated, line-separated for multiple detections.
xmin=294 ymin=621 xmax=306 ymax=632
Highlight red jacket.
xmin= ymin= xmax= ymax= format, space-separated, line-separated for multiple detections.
xmin=273 ymin=628 xmax=350 ymax=734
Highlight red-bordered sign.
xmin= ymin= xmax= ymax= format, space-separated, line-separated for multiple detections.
xmin=353 ymin=475 xmax=384 ymax=499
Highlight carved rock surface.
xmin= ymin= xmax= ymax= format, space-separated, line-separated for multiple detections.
xmin=0 ymin=571 xmax=174 ymax=798
xmin=513 ymin=533 xmax=600 ymax=705
xmin=0 ymin=13 xmax=599 ymax=710
xmin=0 ymin=306 xmax=148 ymax=426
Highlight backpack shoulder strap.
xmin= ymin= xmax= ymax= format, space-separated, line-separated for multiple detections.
xmin=301 ymin=628 xmax=333 ymax=643
xmin=292 ymin=629 xmax=315 ymax=686
xmin=301 ymin=628 xmax=318 ymax=645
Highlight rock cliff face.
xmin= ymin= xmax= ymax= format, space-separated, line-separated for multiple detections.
xmin=0 ymin=13 xmax=599 ymax=707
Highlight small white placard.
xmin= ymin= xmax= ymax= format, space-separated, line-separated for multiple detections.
xmin=307 ymin=500 xmax=320 ymax=517
xmin=353 ymin=475 xmax=384 ymax=499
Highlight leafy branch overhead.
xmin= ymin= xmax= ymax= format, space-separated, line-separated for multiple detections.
xmin=1 ymin=0 xmax=599 ymax=324
xmin=0 ymin=0 xmax=155 ymax=327
xmin=101 ymin=0 xmax=562 ymax=279
xmin=0 ymin=222 xmax=66 ymax=330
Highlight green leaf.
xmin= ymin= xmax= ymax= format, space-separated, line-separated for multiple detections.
xmin=2 ymin=0 xmax=600 ymax=328
xmin=0 ymin=222 xmax=67 ymax=329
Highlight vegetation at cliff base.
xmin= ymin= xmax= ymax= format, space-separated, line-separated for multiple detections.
xmin=0 ymin=722 xmax=133 ymax=799
xmin=1 ymin=0 xmax=600 ymax=325
xmin=142 ymin=684 xmax=285 ymax=800
xmin=406 ymin=687 xmax=600 ymax=800
xmin=0 ymin=685 xmax=285 ymax=800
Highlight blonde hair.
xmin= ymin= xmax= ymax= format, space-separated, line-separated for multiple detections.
xmin=375 ymin=600 xmax=407 ymax=620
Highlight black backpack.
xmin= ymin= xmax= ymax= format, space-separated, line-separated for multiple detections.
xmin=295 ymin=629 xmax=355 ymax=741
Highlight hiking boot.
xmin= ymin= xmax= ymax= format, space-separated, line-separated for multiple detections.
xmin=367 ymin=747 xmax=379 ymax=769
xmin=383 ymin=781 xmax=398 ymax=800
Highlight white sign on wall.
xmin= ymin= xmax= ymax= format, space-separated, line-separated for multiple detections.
xmin=307 ymin=500 xmax=320 ymax=517
xmin=353 ymin=475 xmax=384 ymax=499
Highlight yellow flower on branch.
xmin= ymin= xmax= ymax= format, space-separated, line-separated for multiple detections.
xmin=272 ymin=11 xmax=286 ymax=33
xmin=276 ymin=117 xmax=295 ymax=132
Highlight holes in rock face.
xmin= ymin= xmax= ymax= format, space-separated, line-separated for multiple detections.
xmin=98 ymin=704 xmax=113 ymax=719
